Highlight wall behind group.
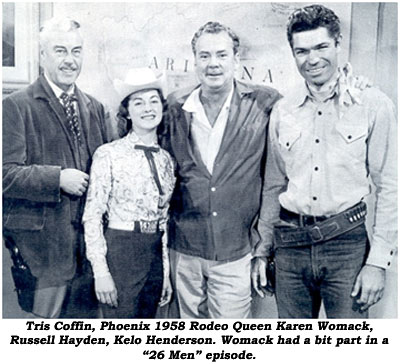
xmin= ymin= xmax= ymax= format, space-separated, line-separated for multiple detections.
xmin=53 ymin=2 xmax=352 ymax=118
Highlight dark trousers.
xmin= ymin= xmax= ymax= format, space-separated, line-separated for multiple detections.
xmin=60 ymin=260 xmax=98 ymax=318
xmin=101 ymin=228 xmax=163 ymax=318
xmin=274 ymin=224 xmax=369 ymax=318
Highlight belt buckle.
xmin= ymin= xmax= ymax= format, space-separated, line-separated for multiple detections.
xmin=140 ymin=220 xmax=158 ymax=234
xmin=310 ymin=225 xmax=324 ymax=242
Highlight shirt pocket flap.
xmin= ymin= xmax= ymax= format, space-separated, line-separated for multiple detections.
xmin=278 ymin=129 xmax=301 ymax=150
xmin=336 ymin=122 xmax=367 ymax=144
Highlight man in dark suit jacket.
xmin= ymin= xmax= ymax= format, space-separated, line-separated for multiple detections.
xmin=161 ymin=22 xmax=280 ymax=318
xmin=2 ymin=17 xmax=108 ymax=318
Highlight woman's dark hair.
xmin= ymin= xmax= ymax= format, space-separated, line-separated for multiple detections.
xmin=116 ymin=88 xmax=167 ymax=138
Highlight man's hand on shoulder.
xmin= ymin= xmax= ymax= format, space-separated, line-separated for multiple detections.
xmin=60 ymin=168 xmax=89 ymax=196
xmin=351 ymin=264 xmax=386 ymax=312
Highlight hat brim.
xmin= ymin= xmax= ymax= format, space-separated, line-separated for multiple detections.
xmin=113 ymin=78 xmax=164 ymax=101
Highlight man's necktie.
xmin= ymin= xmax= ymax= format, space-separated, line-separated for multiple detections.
xmin=60 ymin=92 xmax=82 ymax=144
xmin=135 ymin=145 xmax=164 ymax=196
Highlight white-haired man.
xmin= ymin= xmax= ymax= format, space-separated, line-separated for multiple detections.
xmin=3 ymin=17 xmax=109 ymax=318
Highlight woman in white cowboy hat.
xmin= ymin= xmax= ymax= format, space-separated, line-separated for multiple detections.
xmin=82 ymin=68 xmax=175 ymax=318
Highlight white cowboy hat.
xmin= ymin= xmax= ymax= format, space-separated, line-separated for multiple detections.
xmin=113 ymin=68 xmax=164 ymax=101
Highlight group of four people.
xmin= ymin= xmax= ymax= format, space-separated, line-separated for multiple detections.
xmin=3 ymin=4 xmax=397 ymax=319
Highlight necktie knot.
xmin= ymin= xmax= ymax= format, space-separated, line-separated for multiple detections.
xmin=60 ymin=92 xmax=68 ymax=100
xmin=61 ymin=92 xmax=78 ymax=103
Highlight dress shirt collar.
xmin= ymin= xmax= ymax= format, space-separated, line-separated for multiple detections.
xmin=181 ymin=79 xmax=252 ymax=111
xmin=182 ymin=86 xmax=200 ymax=113
xmin=182 ymin=81 xmax=235 ymax=114
xmin=44 ymin=73 xmax=75 ymax=99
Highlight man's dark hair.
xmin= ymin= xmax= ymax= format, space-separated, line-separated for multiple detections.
xmin=287 ymin=4 xmax=341 ymax=48
xmin=191 ymin=21 xmax=240 ymax=55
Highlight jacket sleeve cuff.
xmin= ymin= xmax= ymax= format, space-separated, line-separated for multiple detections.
xmin=252 ymin=222 xmax=274 ymax=257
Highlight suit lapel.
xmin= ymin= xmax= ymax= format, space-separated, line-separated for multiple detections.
xmin=74 ymin=86 xmax=95 ymax=155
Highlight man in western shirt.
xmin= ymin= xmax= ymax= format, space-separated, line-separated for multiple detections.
xmin=253 ymin=4 xmax=397 ymax=318
xmin=162 ymin=21 xmax=280 ymax=318
xmin=3 ymin=17 xmax=108 ymax=317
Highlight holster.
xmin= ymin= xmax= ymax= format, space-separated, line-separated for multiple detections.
xmin=265 ymin=256 xmax=275 ymax=294
xmin=4 ymin=236 xmax=36 ymax=313
xmin=275 ymin=202 xmax=367 ymax=248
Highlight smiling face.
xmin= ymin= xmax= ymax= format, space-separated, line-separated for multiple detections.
xmin=292 ymin=27 xmax=341 ymax=88
xmin=194 ymin=31 xmax=239 ymax=94
xmin=40 ymin=30 xmax=83 ymax=91
xmin=127 ymin=89 xmax=163 ymax=136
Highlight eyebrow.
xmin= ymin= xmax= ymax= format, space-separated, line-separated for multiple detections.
xmin=314 ymin=42 xmax=330 ymax=47
xmin=53 ymin=45 xmax=82 ymax=51
xmin=199 ymin=48 xmax=229 ymax=52
xmin=294 ymin=42 xmax=331 ymax=51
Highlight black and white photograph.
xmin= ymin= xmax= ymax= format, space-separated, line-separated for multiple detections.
xmin=2 ymin=2 xmax=15 ymax=67
xmin=1 ymin=1 xmax=398 ymax=361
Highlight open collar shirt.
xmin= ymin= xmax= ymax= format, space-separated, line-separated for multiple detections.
xmin=82 ymin=131 xmax=176 ymax=278
xmin=163 ymin=81 xmax=281 ymax=261
xmin=183 ymin=84 xmax=234 ymax=174
xmin=256 ymin=78 xmax=397 ymax=269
